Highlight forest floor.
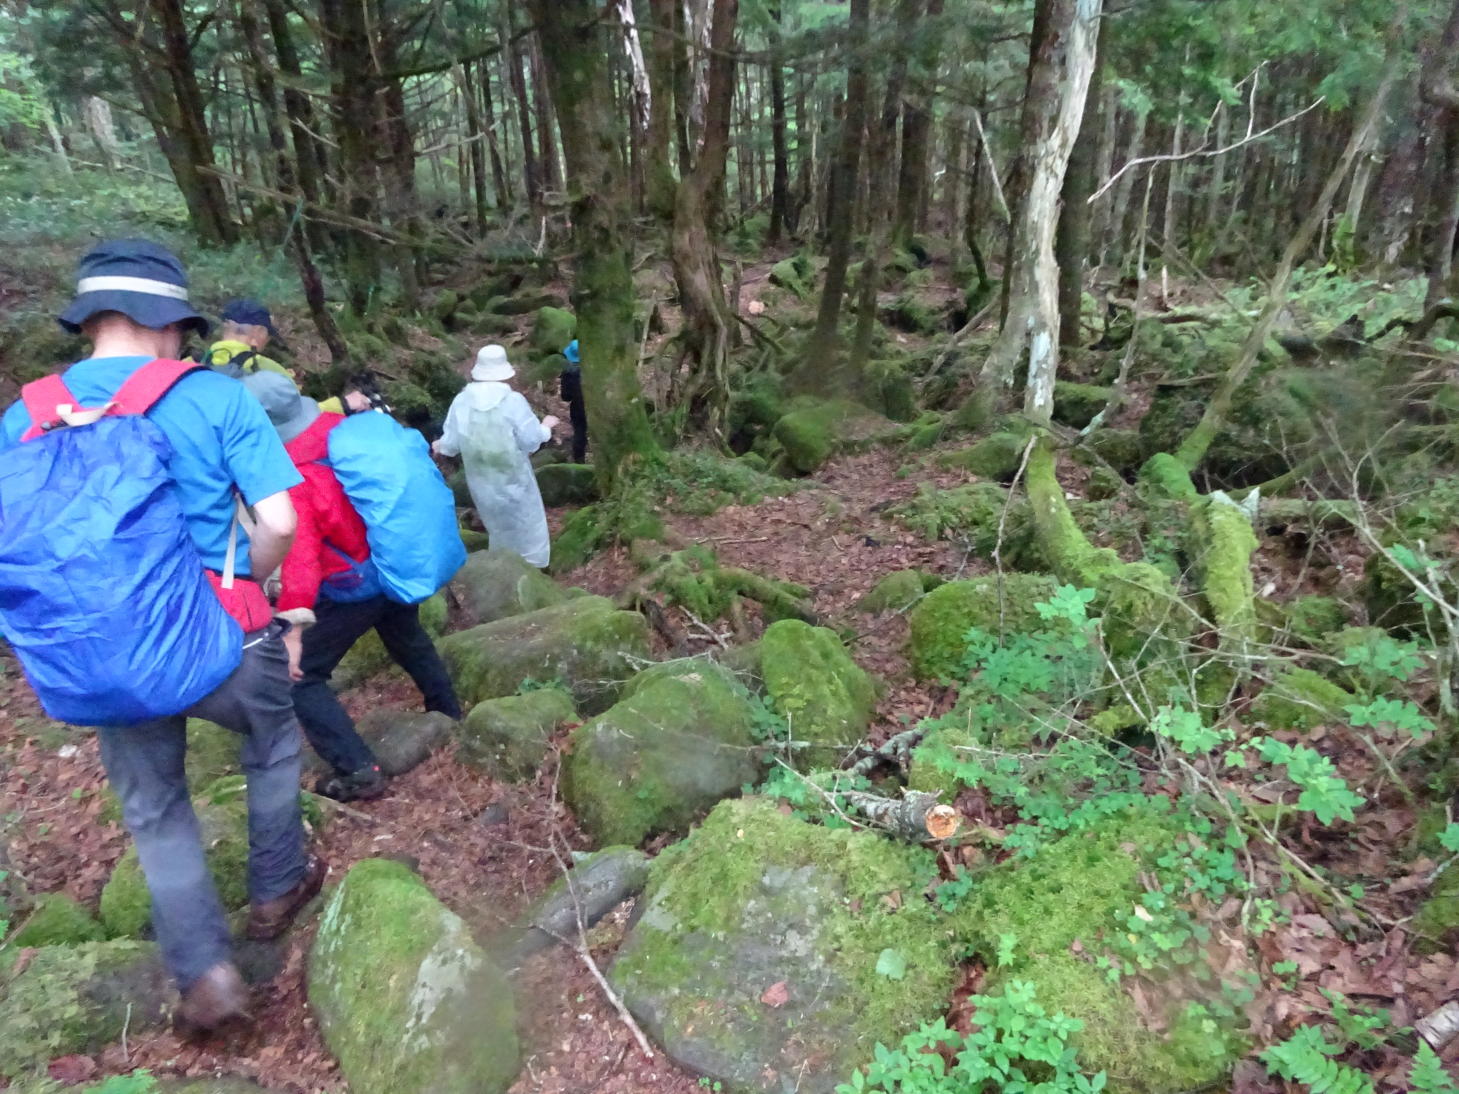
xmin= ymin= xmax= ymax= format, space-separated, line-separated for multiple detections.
xmin=5 ymin=427 xmax=1459 ymax=1091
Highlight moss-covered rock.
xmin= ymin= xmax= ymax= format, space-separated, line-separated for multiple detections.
xmin=438 ymin=596 xmax=650 ymax=715
xmin=186 ymin=719 xmax=241 ymax=793
xmin=510 ymin=846 xmax=650 ymax=960
xmin=1053 ymin=382 xmax=1113 ymax=429
xmin=536 ymin=462 xmax=598 ymax=507
xmin=771 ymin=399 xmax=896 ymax=475
xmin=353 ymin=711 xmax=455 ymax=777
xmin=1249 ymin=664 xmax=1356 ymax=731
xmin=562 ymin=664 xmax=760 ymax=846
xmin=760 ymin=621 xmax=875 ymax=753
xmin=952 ymin=810 xmax=1238 ymax=1092
xmin=1084 ymin=428 xmax=1144 ymax=473
xmin=9 ymin=893 xmax=106 ymax=949
xmin=0 ymin=941 xmax=172 ymax=1081
xmin=460 ymin=528 xmax=491 ymax=552
xmin=1284 ymin=596 xmax=1350 ymax=646
xmin=937 ymin=431 xmax=1028 ymax=480
xmin=489 ymin=289 xmax=563 ymax=316
xmin=451 ymin=549 xmax=569 ymax=626
xmin=890 ymin=482 xmax=1039 ymax=569
xmin=908 ymin=574 xmax=1058 ymax=679
xmin=1362 ymin=548 xmax=1444 ymax=634
xmin=310 ymin=859 xmax=518 ymax=1094
xmin=457 ymin=688 xmax=578 ymax=782
xmin=100 ymin=794 xmax=249 ymax=939
xmin=529 ymin=306 xmax=576 ymax=356
xmin=610 ymin=798 xmax=956 ymax=1094
xmin=855 ymin=570 xmax=930 ymax=613
xmin=768 ymin=255 xmax=813 ymax=299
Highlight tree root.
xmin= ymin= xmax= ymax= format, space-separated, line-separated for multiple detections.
xmin=617 ymin=542 xmax=816 ymax=627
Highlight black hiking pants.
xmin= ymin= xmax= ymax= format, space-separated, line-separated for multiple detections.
xmin=292 ymin=595 xmax=462 ymax=775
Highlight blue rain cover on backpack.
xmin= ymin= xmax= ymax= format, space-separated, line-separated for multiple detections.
xmin=326 ymin=412 xmax=465 ymax=604
xmin=0 ymin=416 xmax=243 ymax=726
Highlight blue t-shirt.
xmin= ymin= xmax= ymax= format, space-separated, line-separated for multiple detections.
xmin=0 ymin=356 xmax=302 ymax=576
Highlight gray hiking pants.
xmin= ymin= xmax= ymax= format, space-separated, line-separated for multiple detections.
xmin=97 ymin=622 xmax=307 ymax=990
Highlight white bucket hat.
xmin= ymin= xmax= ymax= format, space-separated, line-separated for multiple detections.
xmin=472 ymin=343 xmax=516 ymax=382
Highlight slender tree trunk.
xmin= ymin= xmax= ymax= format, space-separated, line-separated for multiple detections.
xmin=968 ymin=0 xmax=1103 ymax=427
xmin=461 ymin=62 xmax=490 ymax=233
xmin=1105 ymin=108 xmax=1146 ymax=268
xmin=530 ymin=0 xmax=661 ymax=488
xmin=669 ymin=0 xmax=740 ymax=434
xmin=505 ymin=0 xmax=541 ymax=207
xmin=1055 ymin=8 xmax=1105 ymax=348
xmin=766 ymin=36 xmax=790 ymax=233
xmin=531 ymin=35 xmax=561 ymax=196
xmin=644 ymin=0 xmax=680 ymax=218
xmin=893 ymin=0 xmax=943 ymax=246
xmin=1089 ymin=85 xmax=1116 ymax=266
xmin=943 ymin=113 xmax=964 ymax=263
xmin=263 ymin=0 xmax=327 ymax=246
xmin=480 ymin=61 xmax=513 ymax=210
xmin=239 ymin=2 xmax=293 ymax=230
xmin=1422 ymin=0 xmax=1459 ymax=308
xmin=794 ymin=0 xmax=871 ymax=390
xmin=83 ymin=97 xmax=120 ymax=169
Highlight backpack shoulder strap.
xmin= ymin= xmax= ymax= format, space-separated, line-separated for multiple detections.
xmin=233 ymin=350 xmax=258 ymax=372
xmin=110 ymin=359 xmax=207 ymax=417
xmin=18 ymin=374 xmax=81 ymax=442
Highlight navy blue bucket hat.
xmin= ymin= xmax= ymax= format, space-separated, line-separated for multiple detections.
xmin=57 ymin=239 xmax=210 ymax=337
xmin=220 ymin=298 xmax=282 ymax=340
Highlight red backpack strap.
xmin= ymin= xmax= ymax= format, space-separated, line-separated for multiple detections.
xmin=110 ymin=358 xmax=206 ymax=417
xmin=18 ymin=374 xmax=81 ymax=442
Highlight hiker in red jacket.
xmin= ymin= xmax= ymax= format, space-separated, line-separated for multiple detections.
xmin=244 ymin=372 xmax=462 ymax=802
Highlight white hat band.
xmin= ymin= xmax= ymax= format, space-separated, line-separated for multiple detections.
xmin=76 ymin=276 xmax=190 ymax=302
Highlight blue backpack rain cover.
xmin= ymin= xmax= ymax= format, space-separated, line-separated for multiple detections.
xmin=326 ymin=411 xmax=465 ymax=604
xmin=0 ymin=364 xmax=243 ymax=726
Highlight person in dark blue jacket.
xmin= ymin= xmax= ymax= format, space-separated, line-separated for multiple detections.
xmin=559 ymin=339 xmax=588 ymax=464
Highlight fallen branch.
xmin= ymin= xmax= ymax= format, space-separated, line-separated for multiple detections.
xmin=1369 ymin=301 xmax=1459 ymax=344
xmin=840 ymin=789 xmax=960 ymax=842
xmin=846 ymin=727 xmax=927 ymax=779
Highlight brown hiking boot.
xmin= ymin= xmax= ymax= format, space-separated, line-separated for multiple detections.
xmin=246 ymin=854 xmax=327 ymax=941
xmin=175 ymin=961 xmax=250 ymax=1033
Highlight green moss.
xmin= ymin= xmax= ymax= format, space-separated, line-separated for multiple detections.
xmin=549 ymin=504 xmax=605 ymax=573
xmin=1249 ymin=665 xmax=1356 ymax=731
xmin=937 ymin=431 xmax=1028 ymax=479
xmin=906 ymin=724 xmax=979 ymax=799
xmin=100 ymin=796 xmax=250 ymax=939
xmin=610 ymin=798 xmax=955 ymax=1085
xmin=562 ymin=665 xmax=760 ymax=846
xmin=869 ymin=360 xmax=918 ymax=422
xmin=955 ymin=810 xmax=1234 ymax=1092
xmin=536 ymin=463 xmax=598 ymax=507
xmin=529 ymin=306 xmax=576 ymax=356
xmin=1190 ymin=496 xmax=1258 ymax=651
xmin=856 ymin=570 xmax=930 ymax=613
xmin=890 ymin=482 xmax=1039 ymax=569
xmin=1084 ymin=428 xmax=1144 ymax=472
xmin=9 ymin=893 xmax=105 ymax=948
xmin=1138 ymin=453 xmax=1199 ymax=501
xmin=768 ymin=256 xmax=813 ymax=299
xmin=760 ymin=620 xmax=876 ymax=753
xmin=0 ymin=941 xmax=170 ymax=1081
xmin=908 ymin=573 xmax=1058 ymax=679
xmin=1096 ymin=561 xmax=1190 ymax=664
xmin=309 ymin=859 xmax=518 ymax=1094
xmin=1285 ymin=596 xmax=1350 ymax=646
xmin=420 ymin=591 xmax=448 ymax=637
xmin=185 ymin=719 xmax=240 ymax=793
xmin=1053 ymin=382 xmax=1113 ymax=429
xmin=457 ymin=688 xmax=578 ymax=782
xmin=1414 ymin=862 xmax=1459 ymax=953
xmin=452 ymin=549 xmax=567 ymax=625
xmin=772 ymin=405 xmax=837 ymax=474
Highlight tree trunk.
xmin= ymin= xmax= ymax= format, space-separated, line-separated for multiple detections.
xmin=669 ymin=0 xmax=739 ymax=435
xmin=967 ymin=0 xmax=1102 ymax=428
xmin=644 ymin=0 xmax=680 ymax=218
xmin=893 ymin=0 xmax=943 ymax=247
xmin=480 ymin=60 xmax=513 ymax=210
xmin=1055 ymin=8 xmax=1105 ymax=348
xmin=504 ymin=0 xmax=541 ymax=207
xmin=767 ymin=3 xmax=790 ymax=245
xmin=263 ymin=0 xmax=328 ymax=238
xmin=147 ymin=0 xmax=237 ymax=245
xmin=83 ymin=96 xmax=120 ymax=170
xmin=1422 ymin=0 xmax=1459 ymax=308
xmin=239 ymin=1 xmax=293 ymax=234
xmin=461 ymin=62 xmax=490 ymax=234
xmin=531 ymin=34 xmax=561 ymax=196
xmin=1106 ymin=108 xmax=1146 ymax=269
xmin=530 ymin=0 xmax=661 ymax=490
xmin=794 ymin=0 xmax=871 ymax=390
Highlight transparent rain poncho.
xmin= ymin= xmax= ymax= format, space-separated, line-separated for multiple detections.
xmin=436 ymin=381 xmax=552 ymax=567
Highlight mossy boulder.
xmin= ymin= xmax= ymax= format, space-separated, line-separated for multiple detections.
xmin=760 ymin=621 xmax=875 ymax=753
xmin=952 ymin=809 xmax=1239 ymax=1092
xmin=438 ymin=596 xmax=651 ymax=715
xmin=937 ymin=431 xmax=1027 ymax=480
xmin=908 ymin=573 xmax=1058 ymax=679
xmin=890 ymin=482 xmax=1039 ymax=569
xmin=771 ymin=399 xmax=896 ymax=475
xmin=536 ymin=463 xmax=598 ymax=507
xmin=1284 ymin=596 xmax=1350 ymax=646
xmin=549 ymin=504 xmax=605 ymax=573
xmin=9 ymin=893 xmax=106 ymax=949
xmin=451 ymin=549 xmax=569 ymax=626
xmin=562 ymin=664 xmax=761 ymax=847
xmin=1053 ymin=382 xmax=1113 ymax=429
xmin=856 ymin=570 xmax=931 ymax=613
xmin=610 ymin=798 xmax=956 ymax=1094
xmin=528 ymin=306 xmax=576 ymax=356
xmin=309 ymin=859 xmax=519 ymax=1094
xmin=1249 ymin=664 xmax=1356 ymax=731
xmin=510 ymin=846 xmax=650 ymax=961
xmin=457 ymin=688 xmax=578 ymax=782
xmin=489 ymin=289 xmax=563 ymax=315
xmin=331 ymin=592 xmax=448 ymax=690
xmin=1084 ymin=428 xmax=1144 ymax=472
xmin=0 ymin=941 xmax=172 ymax=1081
xmin=100 ymin=793 xmax=249 ymax=939
xmin=352 ymin=711 xmax=455 ymax=777
xmin=186 ymin=718 xmax=241 ymax=792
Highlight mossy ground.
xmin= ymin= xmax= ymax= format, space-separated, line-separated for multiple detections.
xmin=9 ymin=892 xmax=105 ymax=948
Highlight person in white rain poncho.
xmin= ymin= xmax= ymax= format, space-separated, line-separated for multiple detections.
xmin=434 ymin=344 xmax=558 ymax=567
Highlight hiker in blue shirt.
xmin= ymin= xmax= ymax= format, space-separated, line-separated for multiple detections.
xmin=0 ymin=240 xmax=325 ymax=1033
xmin=560 ymin=338 xmax=588 ymax=464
